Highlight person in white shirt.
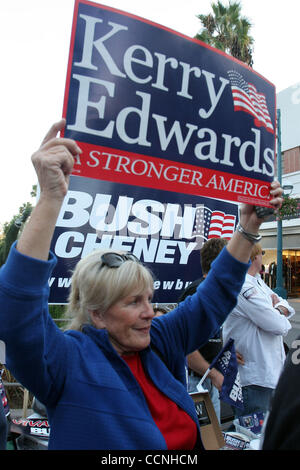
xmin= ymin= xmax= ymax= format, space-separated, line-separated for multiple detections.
xmin=222 ymin=243 xmax=295 ymax=417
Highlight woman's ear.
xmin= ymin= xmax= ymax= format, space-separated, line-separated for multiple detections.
xmin=89 ymin=309 xmax=106 ymax=329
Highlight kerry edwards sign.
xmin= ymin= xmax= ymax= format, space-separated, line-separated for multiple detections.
xmin=62 ymin=0 xmax=276 ymax=205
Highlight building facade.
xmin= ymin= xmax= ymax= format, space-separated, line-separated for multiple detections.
xmin=260 ymin=83 xmax=300 ymax=297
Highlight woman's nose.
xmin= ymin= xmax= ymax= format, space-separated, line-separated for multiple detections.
xmin=141 ymin=302 xmax=155 ymax=318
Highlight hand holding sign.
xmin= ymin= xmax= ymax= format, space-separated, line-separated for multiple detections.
xmin=239 ymin=180 xmax=283 ymax=234
xmin=225 ymin=181 xmax=282 ymax=264
xmin=32 ymin=119 xmax=82 ymax=202
xmin=17 ymin=120 xmax=82 ymax=261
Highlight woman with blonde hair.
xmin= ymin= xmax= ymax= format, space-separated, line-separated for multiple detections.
xmin=65 ymin=249 xmax=153 ymax=333
xmin=0 ymin=120 xmax=283 ymax=450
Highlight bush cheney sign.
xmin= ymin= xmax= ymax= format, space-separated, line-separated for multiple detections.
xmin=49 ymin=0 xmax=275 ymax=303
xmin=49 ymin=179 xmax=239 ymax=303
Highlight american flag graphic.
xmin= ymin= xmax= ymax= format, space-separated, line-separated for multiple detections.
xmin=192 ymin=206 xmax=236 ymax=240
xmin=227 ymin=70 xmax=274 ymax=134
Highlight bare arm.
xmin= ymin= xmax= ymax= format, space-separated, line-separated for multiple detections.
xmin=187 ymin=350 xmax=224 ymax=391
xmin=187 ymin=350 xmax=210 ymax=376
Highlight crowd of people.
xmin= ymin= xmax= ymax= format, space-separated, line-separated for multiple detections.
xmin=0 ymin=119 xmax=298 ymax=450
xmin=223 ymin=243 xmax=295 ymax=418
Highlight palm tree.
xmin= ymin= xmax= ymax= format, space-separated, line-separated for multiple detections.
xmin=195 ymin=1 xmax=254 ymax=67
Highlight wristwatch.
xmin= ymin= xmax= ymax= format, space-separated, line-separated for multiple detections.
xmin=276 ymin=306 xmax=285 ymax=316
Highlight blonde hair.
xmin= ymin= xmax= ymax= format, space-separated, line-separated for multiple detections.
xmin=250 ymin=243 xmax=263 ymax=262
xmin=64 ymin=250 xmax=154 ymax=331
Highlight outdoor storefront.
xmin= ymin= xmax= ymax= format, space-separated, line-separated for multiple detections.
xmin=283 ymin=250 xmax=300 ymax=297
xmin=261 ymin=231 xmax=300 ymax=298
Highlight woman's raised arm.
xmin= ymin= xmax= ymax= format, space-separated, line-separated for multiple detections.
xmin=16 ymin=119 xmax=82 ymax=260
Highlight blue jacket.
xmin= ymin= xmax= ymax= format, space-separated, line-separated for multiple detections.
xmin=0 ymin=243 xmax=248 ymax=449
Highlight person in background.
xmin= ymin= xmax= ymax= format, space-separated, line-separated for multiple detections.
xmin=222 ymin=243 xmax=295 ymax=418
xmin=264 ymin=264 xmax=270 ymax=287
xmin=270 ymin=261 xmax=277 ymax=289
xmin=0 ymin=120 xmax=283 ymax=450
xmin=262 ymin=336 xmax=300 ymax=449
xmin=178 ymin=238 xmax=228 ymax=422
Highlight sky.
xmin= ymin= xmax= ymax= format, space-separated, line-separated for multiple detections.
xmin=0 ymin=0 xmax=299 ymax=225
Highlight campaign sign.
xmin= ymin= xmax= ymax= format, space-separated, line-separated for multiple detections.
xmin=63 ymin=0 xmax=276 ymax=205
xmin=50 ymin=0 xmax=275 ymax=303
xmin=49 ymin=176 xmax=238 ymax=303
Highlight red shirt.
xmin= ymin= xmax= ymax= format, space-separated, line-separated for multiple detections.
xmin=123 ymin=353 xmax=197 ymax=449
